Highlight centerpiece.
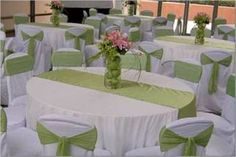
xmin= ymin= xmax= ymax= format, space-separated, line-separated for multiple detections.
xmin=193 ymin=12 xmax=210 ymax=45
xmin=47 ymin=0 xmax=63 ymax=27
xmin=89 ymin=31 xmax=131 ymax=89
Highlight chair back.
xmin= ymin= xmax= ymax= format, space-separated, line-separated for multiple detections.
xmin=214 ymin=17 xmax=227 ymax=28
xmin=85 ymin=16 xmax=101 ymax=40
xmin=13 ymin=13 xmax=29 ymax=25
xmin=109 ymin=8 xmax=122 ymax=15
xmin=153 ymin=26 xmax=174 ymax=38
xmin=222 ymin=74 xmax=235 ymax=125
xmin=37 ymin=114 xmax=97 ymax=156
xmin=153 ymin=17 xmax=167 ymax=26
xmin=138 ymin=41 xmax=163 ymax=73
xmin=198 ymin=51 xmax=232 ymax=113
xmin=64 ymin=27 xmax=87 ymax=52
xmin=104 ymin=25 xmax=120 ymax=35
xmin=52 ymin=48 xmax=83 ymax=70
xmin=0 ymin=107 xmax=7 ymax=157
xmin=214 ymin=25 xmax=235 ymax=41
xmin=140 ymin=10 xmax=153 ymax=16
xmin=0 ymin=31 xmax=6 ymax=64
xmin=159 ymin=117 xmax=213 ymax=156
xmin=166 ymin=13 xmax=176 ymax=28
xmin=123 ymin=16 xmax=141 ymax=34
xmin=89 ymin=8 xmax=97 ymax=16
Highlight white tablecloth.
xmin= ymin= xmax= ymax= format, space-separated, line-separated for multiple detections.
xmin=16 ymin=23 xmax=94 ymax=51
xmin=26 ymin=67 xmax=193 ymax=155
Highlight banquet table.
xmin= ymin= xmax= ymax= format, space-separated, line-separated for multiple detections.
xmin=154 ymin=36 xmax=235 ymax=74
xmin=107 ymin=15 xmax=155 ymax=32
xmin=16 ymin=22 xmax=94 ymax=50
xmin=26 ymin=67 xmax=195 ymax=155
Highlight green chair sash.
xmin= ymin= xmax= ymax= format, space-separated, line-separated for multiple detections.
xmin=109 ymin=8 xmax=122 ymax=15
xmin=154 ymin=27 xmax=174 ymax=37
xmin=128 ymin=28 xmax=141 ymax=42
xmin=89 ymin=8 xmax=97 ymax=16
xmin=37 ymin=122 xmax=97 ymax=156
xmin=0 ymin=40 xmax=5 ymax=52
xmin=14 ymin=15 xmax=29 ymax=25
xmin=52 ymin=51 xmax=83 ymax=67
xmin=226 ymin=75 xmax=235 ymax=97
xmin=138 ymin=46 xmax=163 ymax=72
xmin=65 ymin=30 xmax=86 ymax=50
xmin=167 ymin=13 xmax=176 ymax=22
xmin=21 ymin=31 xmax=44 ymax=58
xmin=85 ymin=18 xmax=101 ymax=29
xmin=218 ymin=28 xmax=235 ymax=40
xmin=159 ymin=125 xmax=213 ymax=156
xmin=0 ymin=108 xmax=7 ymax=134
xmin=174 ymin=61 xmax=202 ymax=83
xmin=201 ymin=53 xmax=232 ymax=94
xmin=4 ymin=55 xmax=34 ymax=76
xmin=124 ymin=18 xmax=141 ymax=27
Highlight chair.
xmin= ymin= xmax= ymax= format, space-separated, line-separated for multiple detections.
xmin=4 ymin=53 xmax=33 ymax=131
xmin=152 ymin=26 xmax=174 ymax=38
xmin=123 ymin=16 xmax=141 ymax=44
xmin=166 ymin=13 xmax=176 ymax=28
xmin=18 ymin=27 xmax=52 ymax=75
xmin=191 ymin=27 xmax=211 ymax=38
xmin=37 ymin=114 xmax=111 ymax=156
xmin=198 ymin=74 xmax=235 ymax=156
xmin=13 ymin=13 xmax=29 ymax=34
xmin=214 ymin=17 xmax=227 ymax=28
xmin=52 ymin=27 xmax=87 ymax=70
xmin=125 ymin=117 xmax=213 ymax=156
xmin=214 ymin=25 xmax=235 ymax=41
xmin=85 ymin=16 xmax=102 ymax=40
xmin=0 ymin=106 xmax=42 ymax=156
xmin=138 ymin=41 xmax=163 ymax=73
xmin=109 ymin=8 xmax=122 ymax=15
xmin=197 ymin=51 xmax=232 ymax=114
xmin=140 ymin=10 xmax=153 ymax=16
xmin=89 ymin=8 xmax=97 ymax=16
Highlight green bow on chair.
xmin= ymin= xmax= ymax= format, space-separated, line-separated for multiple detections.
xmin=65 ymin=30 xmax=86 ymax=50
xmin=0 ymin=108 xmax=7 ymax=134
xmin=218 ymin=28 xmax=235 ymax=40
xmin=138 ymin=46 xmax=163 ymax=72
xmin=37 ymin=122 xmax=97 ymax=156
xmin=159 ymin=125 xmax=213 ymax=156
xmin=124 ymin=19 xmax=141 ymax=27
xmin=21 ymin=31 xmax=44 ymax=58
xmin=201 ymin=53 xmax=232 ymax=94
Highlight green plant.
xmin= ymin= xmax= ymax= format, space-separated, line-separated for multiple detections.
xmin=194 ymin=12 xmax=210 ymax=25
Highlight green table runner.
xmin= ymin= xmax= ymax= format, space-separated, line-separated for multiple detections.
xmin=156 ymin=36 xmax=234 ymax=50
xmin=39 ymin=69 xmax=196 ymax=119
xmin=26 ymin=23 xmax=94 ymax=45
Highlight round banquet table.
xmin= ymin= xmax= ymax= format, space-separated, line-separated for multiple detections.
xmin=26 ymin=67 xmax=195 ymax=155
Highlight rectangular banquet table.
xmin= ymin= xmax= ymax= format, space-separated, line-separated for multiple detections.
xmin=16 ymin=22 xmax=94 ymax=50
xmin=154 ymin=36 xmax=235 ymax=74
xmin=26 ymin=67 xmax=196 ymax=155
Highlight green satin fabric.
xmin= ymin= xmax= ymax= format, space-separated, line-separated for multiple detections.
xmin=159 ymin=124 xmax=213 ymax=156
xmin=218 ymin=28 xmax=235 ymax=40
xmin=0 ymin=108 xmax=7 ymax=134
xmin=124 ymin=18 xmax=141 ymax=27
xmin=37 ymin=122 xmax=97 ymax=156
xmin=120 ymin=53 xmax=146 ymax=70
xmin=0 ymin=40 xmax=5 ymax=52
xmin=174 ymin=61 xmax=202 ymax=83
xmin=138 ymin=46 xmax=163 ymax=72
xmin=4 ymin=55 xmax=34 ymax=76
xmin=167 ymin=13 xmax=176 ymax=22
xmin=154 ymin=27 xmax=174 ymax=37
xmin=201 ymin=53 xmax=232 ymax=94
xmin=14 ymin=15 xmax=29 ymax=25
xmin=226 ymin=75 xmax=235 ymax=97
xmin=52 ymin=51 xmax=83 ymax=67
xmin=65 ymin=31 xmax=86 ymax=50
xmin=128 ymin=29 xmax=141 ymax=42
xmin=85 ymin=18 xmax=101 ymax=29
xmin=21 ymin=31 xmax=44 ymax=58
xmin=109 ymin=8 xmax=122 ymax=15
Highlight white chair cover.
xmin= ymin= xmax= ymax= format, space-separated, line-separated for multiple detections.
xmin=18 ymin=27 xmax=52 ymax=75
xmin=122 ymin=16 xmax=141 ymax=35
xmin=197 ymin=51 xmax=232 ymax=113
xmin=37 ymin=114 xmax=111 ymax=156
xmin=84 ymin=45 xmax=105 ymax=67
xmin=0 ymin=23 xmax=4 ymax=31
xmin=214 ymin=25 xmax=235 ymax=42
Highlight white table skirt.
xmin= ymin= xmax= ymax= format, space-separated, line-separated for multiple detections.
xmin=26 ymin=67 xmax=193 ymax=155
xmin=16 ymin=23 xmax=94 ymax=51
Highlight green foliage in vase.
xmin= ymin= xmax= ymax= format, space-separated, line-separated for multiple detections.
xmin=194 ymin=12 xmax=210 ymax=25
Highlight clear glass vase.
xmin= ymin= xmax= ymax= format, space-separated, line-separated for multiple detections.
xmin=51 ymin=9 xmax=60 ymax=27
xmin=195 ymin=24 xmax=206 ymax=45
xmin=104 ymin=55 xmax=121 ymax=89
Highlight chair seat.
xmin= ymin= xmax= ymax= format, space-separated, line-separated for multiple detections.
xmin=94 ymin=148 xmax=112 ymax=156
xmin=197 ymin=111 xmax=235 ymax=136
xmin=206 ymin=135 xmax=234 ymax=156
xmin=124 ymin=146 xmax=163 ymax=156
xmin=4 ymin=104 xmax=26 ymax=131
xmin=7 ymin=127 xmax=43 ymax=156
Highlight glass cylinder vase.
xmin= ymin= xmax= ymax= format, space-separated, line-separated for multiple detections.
xmin=104 ymin=55 xmax=121 ymax=89
xmin=195 ymin=24 xmax=206 ymax=45
xmin=51 ymin=9 xmax=60 ymax=27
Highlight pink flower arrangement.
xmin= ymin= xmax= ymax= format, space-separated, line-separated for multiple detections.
xmin=105 ymin=31 xmax=132 ymax=54
xmin=47 ymin=0 xmax=63 ymax=10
